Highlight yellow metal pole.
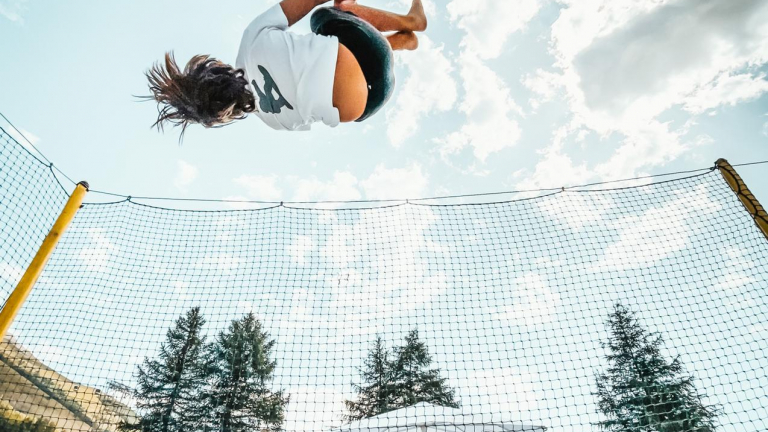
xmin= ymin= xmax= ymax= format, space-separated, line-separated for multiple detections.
xmin=0 ymin=181 xmax=89 ymax=340
xmin=716 ymin=159 xmax=768 ymax=241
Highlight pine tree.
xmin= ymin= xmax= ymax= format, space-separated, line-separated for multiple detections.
xmin=344 ymin=330 xmax=459 ymax=421
xmin=201 ymin=312 xmax=288 ymax=432
xmin=595 ymin=303 xmax=718 ymax=432
xmin=121 ymin=307 xmax=208 ymax=432
xmin=344 ymin=336 xmax=394 ymax=421
xmin=389 ymin=329 xmax=459 ymax=410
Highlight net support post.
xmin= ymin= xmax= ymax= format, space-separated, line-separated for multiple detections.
xmin=0 ymin=181 xmax=89 ymax=340
xmin=716 ymin=158 xmax=768 ymax=241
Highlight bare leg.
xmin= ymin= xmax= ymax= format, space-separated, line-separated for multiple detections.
xmin=387 ymin=31 xmax=419 ymax=51
xmin=335 ymin=0 xmax=427 ymax=32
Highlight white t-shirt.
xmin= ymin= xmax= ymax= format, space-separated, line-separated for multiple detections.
xmin=236 ymin=4 xmax=340 ymax=131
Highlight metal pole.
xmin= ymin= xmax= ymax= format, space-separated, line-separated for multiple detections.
xmin=716 ymin=158 xmax=768 ymax=241
xmin=0 ymin=181 xmax=89 ymax=340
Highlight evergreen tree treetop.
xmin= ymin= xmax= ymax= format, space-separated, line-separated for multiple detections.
xmin=114 ymin=309 xmax=288 ymax=432
xmin=345 ymin=330 xmax=459 ymax=422
xmin=203 ymin=312 xmax=288 ymax=432
xmin=595 ymin=303 xmax=719 ymax=432
xmin=344 ymin=335 xmax=393 ymax=421
xmin=390 ymin=329 xmax=459 ymax=410
xmin=122 ymin=307 xmax=207 ymax=432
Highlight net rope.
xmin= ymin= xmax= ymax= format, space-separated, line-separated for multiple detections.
xmin=1 ymin=126 xmax=767 ymax=432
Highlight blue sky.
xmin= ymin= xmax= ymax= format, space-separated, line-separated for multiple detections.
xmin=1 ymin=1 xmax=768 ymax=431
xmin=0 ymin=0 xmax=767 ymax=206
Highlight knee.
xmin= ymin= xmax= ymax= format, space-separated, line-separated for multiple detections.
xmin=389 ymin=32 xmax=418 ymax=51
xmin=404 ymin=32 xmax=418 ymax=50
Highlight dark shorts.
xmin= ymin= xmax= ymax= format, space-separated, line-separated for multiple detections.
xmin=310 ymin=7 xmax=395 ymax=122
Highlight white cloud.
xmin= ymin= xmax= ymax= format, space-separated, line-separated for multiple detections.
xmin=78 ymin=228 xmax=118 ymax=273
xmin=321 ymin=209 xmax=427 ymax=273
xmin=713 ymin=247 xmax=757 ymax=292
xmin=683 ymin=73 xmax=768 ymax=114
xmin=592 ymin=120 xmax=689 ymax=180
xmin=359 ymin=162 xmax=428 ymax=200
xmin=194 ymin=253 xmax=242 ymax=274
xmin=551 ymin=0 xmax=663 ymax=67
xmin=171 ymin=280 xmax=191 ymax=302
xmin=283 ymin=386 xmax=346 ymax=432
xmin=596 ymin=184 xmax=720 ymax=271
xmin=386 ymin=36 xmax=456 ymax=147
xmin=522 ymin=69 xmax=564 ymax=110
xmin=263 ymin=205 xmax=449 ymax=343
xmin=495 ymin=273 xmax=560 ymax=327
xmin=318 ymin=206 xmax=447 ymax=329
xmin=531 ymin=0 xmax=768 ymax=181
xmin=553 ymin=0 xmax=768 ymax=132
xmin=230 ymin=162 xmax=429 ymax=205
xmin=437 ymin=51 xmax=523 ymax=162
xmin=287 ymin=235 xmax=314 ymax=265
xmin=537 ymin=192 xmax=615 ymax=232
xmin=447 ymin=0 xmax=542 ymax=60
xmin=0 ymin=0 xmax=27 ymax=23
xmin=234 ymin=174 xmax=283 ymax=201
xmin=518 ymin=119 xmax=708 ymax=192
xmin=763 ymin=115 xmax=768 ymax=137
xmin=576 ymin=0 xmax=768 ymax=120
xmin=439 ymin=0 xmax=539 ymax=164
xmin=290 ymin=171 xmax=361 ymax=202
xmin=0 ymin=262 xmax=23 ymax=284
xmin=6 ymin=126 xmax=40 ymax=153
xmin=173 ymin=160 xmax=199 ymax=192
xmin=515 ymin=123 xmax=595 ymax=191
xmin=457 ymin=369 xmax=542 ymax=415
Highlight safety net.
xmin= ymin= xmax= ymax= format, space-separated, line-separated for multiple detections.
xmin=0 ymin=125 xmax=767 ymax=432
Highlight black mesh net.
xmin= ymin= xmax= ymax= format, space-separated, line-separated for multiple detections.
xmin=1 ymin=126 xmax=767 ymax=432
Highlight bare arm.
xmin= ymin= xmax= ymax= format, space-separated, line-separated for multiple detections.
xmin=279 ymin=0 xmax=330 ymax=26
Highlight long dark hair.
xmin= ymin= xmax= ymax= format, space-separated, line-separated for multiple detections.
xmin=144 ymin=52 xmax=255 ymax=139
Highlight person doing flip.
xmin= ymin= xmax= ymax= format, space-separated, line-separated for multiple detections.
xmin=145 ymin=0 xmax=428 ymax=135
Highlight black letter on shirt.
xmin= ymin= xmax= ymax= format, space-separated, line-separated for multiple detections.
xmin=252 ymin=65 xmax=294 ymax=114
